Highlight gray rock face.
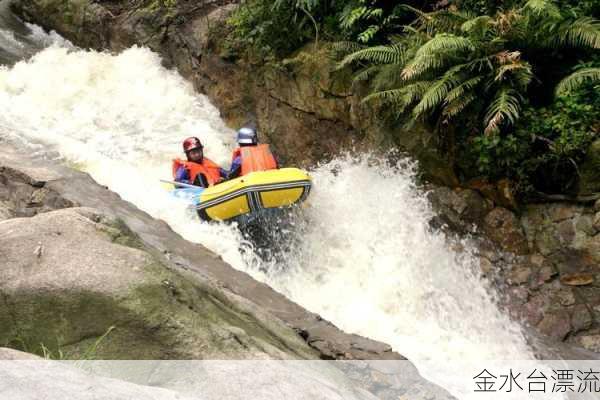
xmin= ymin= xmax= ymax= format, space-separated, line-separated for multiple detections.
xmin=0 ymin=207 xmax=316 ymax=359
xmin=1 ymin=364 xmax=191 ymax=400
xmin=427 ymin=183 xmax=600 ymax=354
xmin=0 ymin=349 xmax=454 ymax=400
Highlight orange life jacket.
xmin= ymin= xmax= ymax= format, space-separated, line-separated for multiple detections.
xmin=231 ymin=144 xmax=278 ymax=176
xmin=172 ymin=158 xmax=222 ymax=187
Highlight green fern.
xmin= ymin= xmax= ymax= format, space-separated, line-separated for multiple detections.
xmin=338 ymin=43 xmax=405 ymax=68
xmin=336 ymin=1 xmax=600 ymax=135
xmin=555 ymin=67 xmax=600 ymax=95
xmin=522 ymin=0 xmax=561 ymax=18
xmin=484 ymin=87 xmax=523 ymax=135
xmin=556 ymin=17 xmax=600 ymax=48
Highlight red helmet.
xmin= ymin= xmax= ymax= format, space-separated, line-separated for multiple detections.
xmin=183 ymin=137 xmax=203 ymax=153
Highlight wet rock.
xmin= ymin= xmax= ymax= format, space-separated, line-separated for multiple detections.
xmin=496 ymin=178 xmax=518 ymax=210
xmin=547 ymin=204 xmax=580 ymax=223
xmin=508 ymin=266 xmax=532 ymax=285
xmin=529 ymin=254 xmax=548 ymax=268
xmin=578 ymin=139 xmax=600 ymax=195
xmin=571 ymin=305 xmax=593 ymax=333
xmin=537 ymin=311 xmax=571 ymax=340
xmin=483 ymin=208 xmax=529 ymax=255
xmin=560 ymin=272 xmax=595 ymax=287
xmin=575 ymin=214 xmax=596 ymax=236
xmin=593 ymin=212 xmax=600 ymax=233
xmin=509 ymin=286 xmax=529 ymax=303
xmin=522 ymin=296 xmax=546 ymax=326
xmin=577 ymin=334 xmax=600 ymax=353
xmin=0 ymin=200 xmax=13 ymax=221
xmin=427 ymin=187 xmax=492 ymax=233
xmin=530 ymin=261 xmax=557 ymax=289
xmin=595 ymin=199 xmax=600 ymax=212
xmin=556 ymin=219 xmax=576 ymax=245
xmin=588 ymin=235 xmax=600 ymax=263
xmin=465 ymin=178 xmax=517 ymax=210
xmin=0 ymin=207 xmax=316 ymax=359
xmin=478 ymin=257 xmax=494 ymax=276
xmin=555 ymin=289 xmax=576 ymax=307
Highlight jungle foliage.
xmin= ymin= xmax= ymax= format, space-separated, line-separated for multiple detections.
xmin=228 ymin=0 xmax=600 ymax=198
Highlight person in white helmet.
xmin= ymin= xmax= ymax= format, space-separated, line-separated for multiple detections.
xmin=227 ymin=126 xmax=278 ymax=179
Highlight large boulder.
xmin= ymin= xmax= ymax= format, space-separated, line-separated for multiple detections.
xmin=0 ymin=207 xmax=316 ymax=359
xmin=0 ymin=349 xmax=191 ymax=399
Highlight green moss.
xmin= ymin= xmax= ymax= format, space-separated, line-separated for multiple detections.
xmin=578 ymin=140 xmax=600 ymax=195
xmin=97 ymin=218 xmax=146 ymax=250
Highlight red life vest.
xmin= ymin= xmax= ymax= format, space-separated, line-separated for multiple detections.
xmin=172 ymin=158 xmax=222 ymax=187
xmin=231 ymin=144 xmax=278 ymax=176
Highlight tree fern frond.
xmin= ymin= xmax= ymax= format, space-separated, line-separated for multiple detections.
xmin=402 ymin=53 xmax=451 ymax=80
xmin=353 ymin=65 xmax=383 ymax=83
xmin=555 ymin=67 xmax=600 ymax=95
xmin=423 ymin=10 xmax=472 ymax=34
xmin=361 ymin=88 xmax=410 ymax=108
xmin=557 ymin=17 xmax=600 ymax=49
xmin=494 ymin=59 xmax=533 ymax=87
xmin=461 ymin=15 xmax=493 ymax=35
xmin=400 ymin=81 xmax=434 ymax=106
xmin=445 ymin=76 xmax=483 ymax=103
xmin=443 ymin=92 xmax=477 ymax=120
xmin=358 ymin=25 xmax=381 ymax=43
xmin=329 ymin=41 xmax=365 ymax=56
xmin=361 ymin=81 xmax=432 ymax=109
xmin=372 ymin=63 xmax=406 ymax=90
xmin=412 ymin=71 xmax=462 ymax=117
xmin=340 ymin=6 xmax=365 ymax=29
xmin=522 ymin=0 xmax=561 ymax=19
xmin=415 ymin=33 xmax=475 ymax=58
xmin=338 ymin=44 xmax=405 ymax=69
xmin=484 ymin=87 xmax=523 ymax=135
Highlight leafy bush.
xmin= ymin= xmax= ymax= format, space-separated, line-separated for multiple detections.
xmin=227 ymin=0 xmax=599 ymax=196
xmin=338 ymin=0 xmax=600 ymax=135
xmin=463 ymin=81 xmax=599 ymax=195
xmin=227 ymin=0 xmax=407 ymax=58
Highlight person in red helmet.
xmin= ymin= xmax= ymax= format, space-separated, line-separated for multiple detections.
xmin=172 ymin=137 xmax=227 ymax=188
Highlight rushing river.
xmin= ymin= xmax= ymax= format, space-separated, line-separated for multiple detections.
xmin=0 ymin=2 xmax=539 ymax=397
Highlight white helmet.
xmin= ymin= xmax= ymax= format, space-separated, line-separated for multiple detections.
xmin=236 ymin=126 xmax=258 ymax=145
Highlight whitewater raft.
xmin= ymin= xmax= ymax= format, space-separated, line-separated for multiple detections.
xmin=171 ymin=168 xmax=311 ymax=222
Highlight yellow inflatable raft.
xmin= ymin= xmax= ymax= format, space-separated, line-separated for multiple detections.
xmin=195 ymin=168 xmax=311 ymax=222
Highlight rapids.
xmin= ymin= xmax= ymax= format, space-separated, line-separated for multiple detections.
xmin=0 ymin=4 xmax=540 ymax=397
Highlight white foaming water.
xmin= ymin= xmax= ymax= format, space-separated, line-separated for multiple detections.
xmin=0 ymin=45 xmax=535 ymax=396
xmin=0 ymin=28 xmax=23 ymax=51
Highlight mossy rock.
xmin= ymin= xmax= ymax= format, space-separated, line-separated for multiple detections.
xmin=578 ymin=139 xmax=600 ymax=196
xmin=0 ymin=208 xmax=316 ymax=360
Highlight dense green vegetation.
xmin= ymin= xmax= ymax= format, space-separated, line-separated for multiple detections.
xmin=228 ymin=0 xmax=600 ymax=198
